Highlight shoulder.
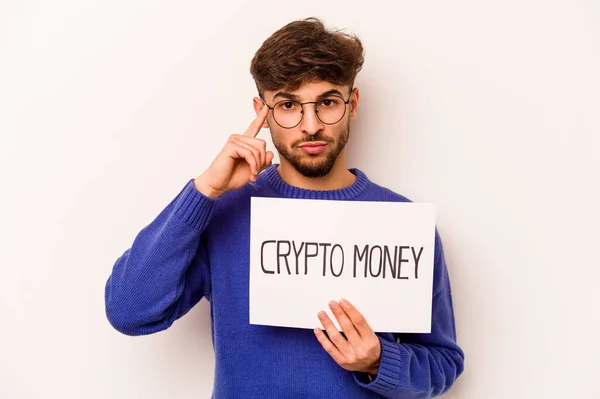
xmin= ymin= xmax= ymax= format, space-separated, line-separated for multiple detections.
xmin=214 ymin=184 xmax=253 ymax=209
xmin=354 ymin=169 xmax=413 ymax=204
xmin=367 ymin=181 xmax=413 ymax=203
xmin=210 ymin=180 xmax=271 ymax=215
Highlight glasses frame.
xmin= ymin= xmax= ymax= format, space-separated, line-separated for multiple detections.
xmin=260 ymin=90 xmax=353 ymax=129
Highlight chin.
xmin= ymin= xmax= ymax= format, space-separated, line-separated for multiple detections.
xmin=293 ymin=157 xmax=337 ymax=178
xmin=275 ymin=138 xmax=345 ymax=179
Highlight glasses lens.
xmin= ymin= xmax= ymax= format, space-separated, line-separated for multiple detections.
xmin=272 ymin=96 xmax=347 ymax=128
xmin=317 ymin=96 xmax=346 ymax=124
xmin=273 ymin=100 xmax=303 ymax=128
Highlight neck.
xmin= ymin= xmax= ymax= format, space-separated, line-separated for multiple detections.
xmin=277 ymin=152 xmax=356 ymax=191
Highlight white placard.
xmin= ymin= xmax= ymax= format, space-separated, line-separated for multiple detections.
xmin=249 ymin=197 xmax=436 ymax=333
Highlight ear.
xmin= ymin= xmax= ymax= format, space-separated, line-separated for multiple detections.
xmin=253 ymin=97 xmax=270 ymax=128
xmin=349 ymin=87 xmax=360 ymax=121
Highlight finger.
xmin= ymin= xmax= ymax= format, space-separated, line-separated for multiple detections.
xmin=232 ymin=137 xmax=261 ymax=176
xmin=237 ymin=138 xmax=262 ymax=174
xmin=237 ymin=137 xmax=267 ymax=168
xmin=318 ymin=311 xmax=350 ymax=352
xmin=314 ymin=328 xmax=343 ymax=363
xmin=264 ymin=151 xmax=274 ymax=170
xmin=339 ymin=299 xmax=373 ymax=338
xmin=329 ymin=301 xmax=361 ymax=343
xmin=243 ymin=103 xmax=269 ymax=138
xmin=229 ymin=141 xmax=258 ymax=177
xmin=266 ymin=151 xmax=274 ymax=163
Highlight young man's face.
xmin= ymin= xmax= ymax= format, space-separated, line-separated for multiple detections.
xmin=254 ymin=81 xmax=359 ymax=178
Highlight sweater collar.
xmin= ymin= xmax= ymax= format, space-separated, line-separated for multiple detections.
xmin=260 ymin=164 xmax=369 ymax=200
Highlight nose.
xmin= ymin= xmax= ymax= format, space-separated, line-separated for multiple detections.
xmin=299 ymin=103 xmax=323 ymax=135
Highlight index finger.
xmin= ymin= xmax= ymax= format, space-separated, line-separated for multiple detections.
xmin=329 ymin=301 xmax=361 ymax=343
xmin=339 ymin=298 xmax=373 ymax=338
xmin=243 ymin=103 xmax=269 ymax=138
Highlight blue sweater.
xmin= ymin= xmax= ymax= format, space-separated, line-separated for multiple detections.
xmin=105 ymin=165 xmax=464 ymax=398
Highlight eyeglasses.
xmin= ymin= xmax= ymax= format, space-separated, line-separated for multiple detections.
xmin=260 ymin=92 xmax=352 ymax=129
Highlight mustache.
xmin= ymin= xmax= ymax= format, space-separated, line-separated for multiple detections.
xmin=292 ymin=133 xmax=335 ymax=147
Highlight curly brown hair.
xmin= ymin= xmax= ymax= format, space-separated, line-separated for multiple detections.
xmin=250 ymin=17 xmax=364 ymax=95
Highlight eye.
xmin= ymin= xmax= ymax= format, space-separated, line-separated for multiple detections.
xmin=319 ymin=98 xmax=339 ymax=108
xmin=276 ymin=101 xmax=298 ymax=112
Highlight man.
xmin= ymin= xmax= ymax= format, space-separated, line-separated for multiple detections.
xmin=105 ymin=17 xmax=464 ymax=398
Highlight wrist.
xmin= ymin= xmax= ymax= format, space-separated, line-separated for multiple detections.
xmin=358 ymin=367 xmax=378 ymax=384
xmin=193 ymin=176 xmax=223 ymax=198
xmin=365 ymin=359 xmax=380 ymax=376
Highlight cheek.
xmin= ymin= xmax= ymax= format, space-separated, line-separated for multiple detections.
xmin=269 ymin=128 xmax=288 ymax=148
xmin=331 ymin=126 xmax=346 ymax=139
xmin=271 ymin=128 xmax=300 ymax=146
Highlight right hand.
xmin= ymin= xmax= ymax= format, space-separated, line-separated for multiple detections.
xmin=194 ymin=104 xmax=274 ymax=198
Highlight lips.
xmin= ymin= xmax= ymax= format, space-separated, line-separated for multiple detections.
xmin=298 ymin=142 xmax=328 ymax=155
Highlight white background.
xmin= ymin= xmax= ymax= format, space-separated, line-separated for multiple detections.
xmin=1 ymin=1 xmax=599 ymax=398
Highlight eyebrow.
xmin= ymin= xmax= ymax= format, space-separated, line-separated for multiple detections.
xmin=272 ymin=89 xmax=345 ymax=102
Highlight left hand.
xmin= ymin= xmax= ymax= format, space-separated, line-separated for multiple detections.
xmin=314 ymin=299 xmax=382 ymax=375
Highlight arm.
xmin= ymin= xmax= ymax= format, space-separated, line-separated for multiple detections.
xmin=105 ymin=104 xmax=273 ymax=336
xmin=353 ymin=231 xmax=464 ymax=398
xmin=104 ymin=179 xmax=217 ymax=336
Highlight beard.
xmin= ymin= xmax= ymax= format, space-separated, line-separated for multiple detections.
xmin=271 ymin=119 xmax=351 ymax=178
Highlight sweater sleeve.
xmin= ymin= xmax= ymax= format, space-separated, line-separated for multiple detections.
xmin=353 ymin=231 xmax=464 ymax=398
xmin=104 ymin=179 xmax=217 ymax=336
